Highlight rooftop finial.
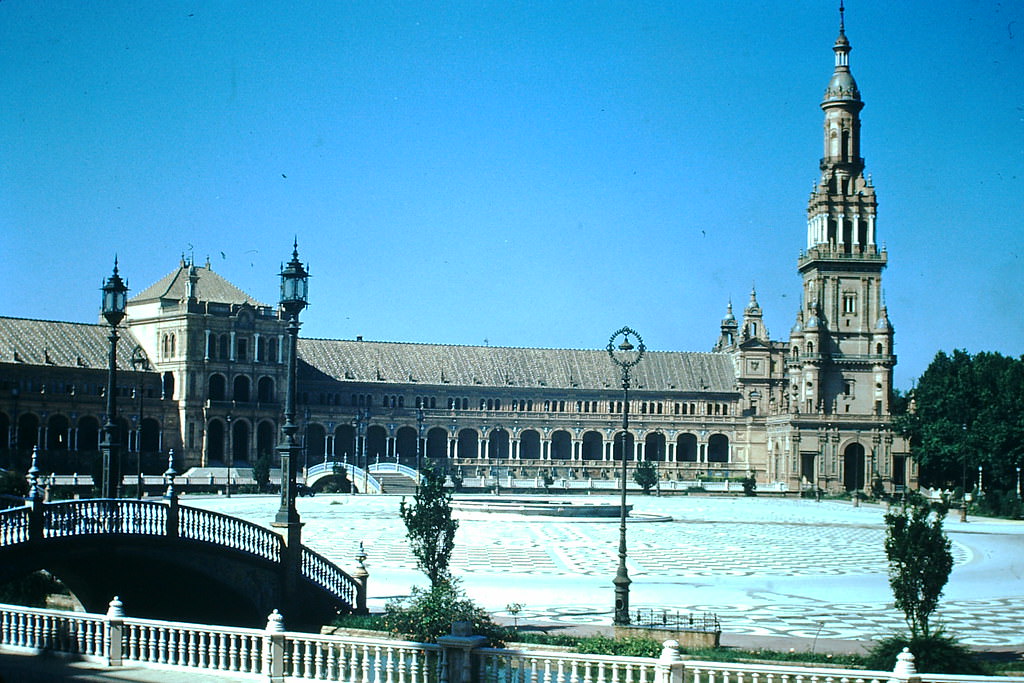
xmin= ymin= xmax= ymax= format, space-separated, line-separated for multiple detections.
xmin=839 ymin=0 xmax=846 ymax=35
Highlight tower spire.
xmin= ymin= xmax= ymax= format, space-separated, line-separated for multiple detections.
xmin=839 ymin=0 xmax=845 ymax=35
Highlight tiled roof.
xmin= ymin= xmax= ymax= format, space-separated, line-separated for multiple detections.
xmin=131 ymin=262 xmax=266 ymax=307
xmin=298 ymin=339 xmax=737 ymax=393
xmin=0 ymin=317 xmax=142 ymax=371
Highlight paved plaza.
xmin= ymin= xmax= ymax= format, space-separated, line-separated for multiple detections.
xmin=187 ymin=494 xmax=1024 ymax=647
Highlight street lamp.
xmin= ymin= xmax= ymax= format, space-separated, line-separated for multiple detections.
xmin=353 ymin=408 xmax=369 ymax=492
xmin=416 ymin=407 xmax=425 ymax=483
xmin=130 ymin=345 xmax=149 ymax=499
xmin=607 ymin=326 xmax=645 ymax=626
xmin=100 ymin=259 xmax=128 ymax=499
xmin=273 ymin=241 xmax=309 ymax=555
xmin=225 ymin=412 xmax=233 ymax=497
xmin=960 ymin=424 xmax=968 ymax=522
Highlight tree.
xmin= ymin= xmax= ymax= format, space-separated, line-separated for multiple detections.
xmin=741 ymin=473 xmax=757 ymax=496
xmin=883 ymin=500 xmax=953 ymax=638
xmin=252 ymin=454 xmax=272 ymax=491
xmin=632 ymin=460 xmax=658 ymax=494
xmin=895 ymin=350 xmax=1024 ymax=490
xmin=399 ymin=463 xmax=459 ymax=587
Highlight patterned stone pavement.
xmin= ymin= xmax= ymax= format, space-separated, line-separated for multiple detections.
xmin=187 ymin=495 xmax=1024 ymax=647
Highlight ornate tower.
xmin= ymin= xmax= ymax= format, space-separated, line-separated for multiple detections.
xmin=789 ymin=3 xmax=894 ymax=418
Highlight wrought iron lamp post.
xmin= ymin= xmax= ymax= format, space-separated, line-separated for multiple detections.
xmin=130 ymin=345 xmax=148 ymax=499
xmin=225 ymin=412 xmax=233 ymax=497
xmin=960 ymin=424 xmax=968 ymax=522
xmin=273 ymin=241 xmax=309 ymax=559
xmin=100 ymin=259 xmax=129 ymax=499
xmin=607 ymin=326 xmax=645 ymax=626
xmin=416 ymin=407 xmax=425 ymax=482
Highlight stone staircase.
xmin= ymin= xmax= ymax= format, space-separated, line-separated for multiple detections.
xmin=374 ymin=471 xmax=418 ymax=495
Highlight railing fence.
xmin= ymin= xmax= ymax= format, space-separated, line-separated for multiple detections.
xmin=2 ymin=601 xmax=1023 ymax=683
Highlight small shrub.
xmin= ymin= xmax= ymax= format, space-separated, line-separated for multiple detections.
xmin=865 ymin=634 xmax=989 ymax=675
xmin=741 ymin=474 xmax=757 ymax=496
xmin=383 ymin=581 xmax=507 ymax=645
xmin=575 ymin=635 xmax=661 ymax=658
xmin=0 ymin=571 xmax=67 ymax=608
xmin=332 ymin=613 xmax=387 ymax=631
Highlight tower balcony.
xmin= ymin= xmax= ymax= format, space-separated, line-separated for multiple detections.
xmin=798 ymin=244 xmax=887 ymax=270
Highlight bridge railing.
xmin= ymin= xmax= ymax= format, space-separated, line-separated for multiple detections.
xmin=2 ymin=498 xmax=366 ymax=613
xmin=369 ymin=461 xmax=424 ymax=482
xmin=0 ymin=507 xmax=30 ymax=546
xmin=177 ymin=505 xmax=283 ymax=564
xmin=306 ymin=461 xmax=382 ymax=494
xmin=300 ymin=545 xmax=360 ymax=608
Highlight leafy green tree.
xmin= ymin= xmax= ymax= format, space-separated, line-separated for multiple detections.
xmin=896 ymin=350 xmax=1024 ymax=490
xmin=632 ymin=460 xmax=658 ymax=494
xmin=884 ymin=501 xmax=953 ymax=638
xmin=399 ymin=463 xmax=459 ymax=587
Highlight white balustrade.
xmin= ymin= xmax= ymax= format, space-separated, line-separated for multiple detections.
xmin=2 ymin=603 xmax=1023 ymax=683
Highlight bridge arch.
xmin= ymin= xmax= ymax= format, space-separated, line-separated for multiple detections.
xmin=0 ymin=500 xmax=361 ymax=629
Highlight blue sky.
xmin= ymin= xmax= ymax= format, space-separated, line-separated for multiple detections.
xmin=1 ymin=2 xmax=1021 ymax=390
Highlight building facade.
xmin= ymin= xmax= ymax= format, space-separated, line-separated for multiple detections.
xmin=0 ymin=16 xmax=914 ymax=493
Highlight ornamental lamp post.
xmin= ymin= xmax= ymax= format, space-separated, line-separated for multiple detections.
xmin=100 ymin=259 xmax=129 ymax=499
xmin=960 ymin=424 xmax=968 ymax=522
xmin=130 ymin=345 xmax=149 ymax=499
xmin=416 ymin=407 xmax=425 ymax=486
xmin=607 ymin=326 xmax=645 ymax=626
xmin=273 ymin=241 xmax=309 ymax=557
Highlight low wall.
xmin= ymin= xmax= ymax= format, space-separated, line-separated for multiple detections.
xmin=614 ymin=625 xmax=720 ymax=649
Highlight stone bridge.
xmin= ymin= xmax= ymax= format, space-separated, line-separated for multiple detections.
xmin=0 ymin=495 xmax=366 ymax=631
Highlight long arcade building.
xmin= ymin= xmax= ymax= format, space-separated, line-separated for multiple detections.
xmin=0 ymin=16 xmax=914 ymax=494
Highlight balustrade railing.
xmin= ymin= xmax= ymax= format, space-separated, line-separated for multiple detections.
xmin=285 ymin=632 xmax=443 ymax=682
xmin=0 ymin=507 xmax=30 ymax=545
xmin=2 ymin=602 xmax=1023 ymax=683
xmin=301 ymin=545 xmax=360 ymax=607
xmin=177 ymin=505 xmax=283 ymax=563
xmin=478 ymin=647 xmax=659 ymax=683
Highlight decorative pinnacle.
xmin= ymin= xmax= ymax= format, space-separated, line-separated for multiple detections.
xmin=839 ymin=0 xmax=845 ymax=34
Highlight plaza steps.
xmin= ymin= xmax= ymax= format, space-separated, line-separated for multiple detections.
xmin=375 ymin=472 xmax=418 ymax=495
